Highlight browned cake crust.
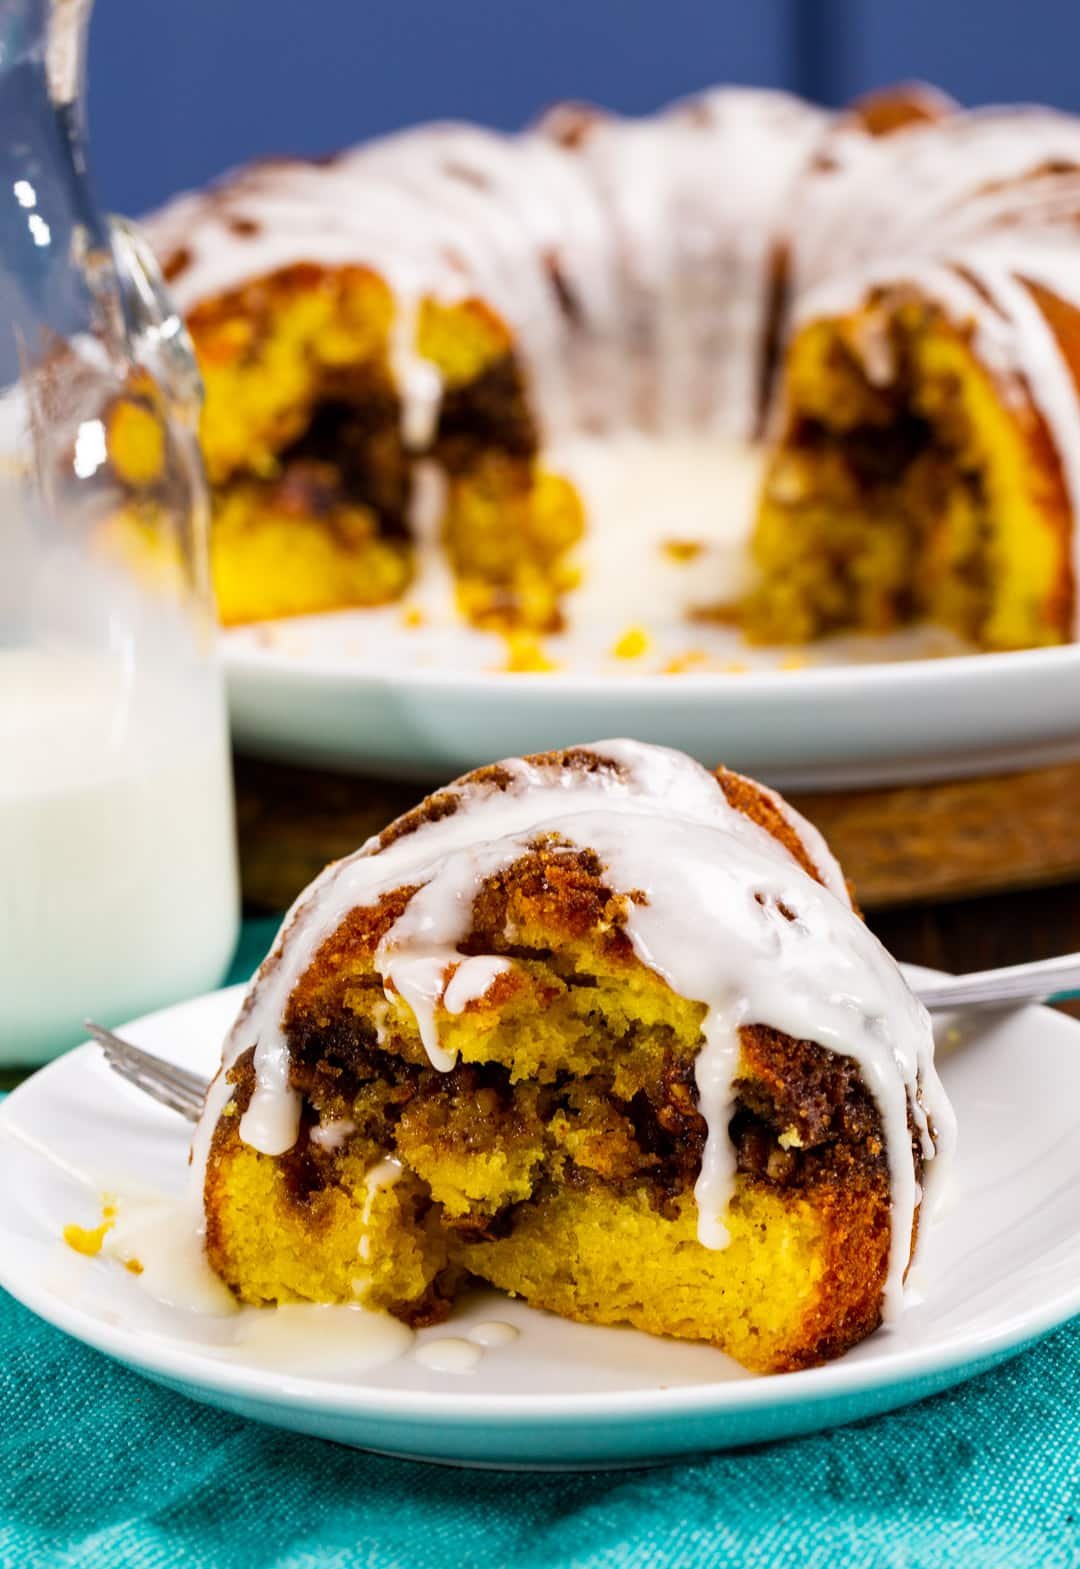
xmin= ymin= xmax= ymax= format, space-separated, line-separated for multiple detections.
xmin=844 ymin=83 xmax=958 ymax=137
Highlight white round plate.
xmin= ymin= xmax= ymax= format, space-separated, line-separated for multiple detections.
xmin=2 ymin=974 xmax=1078 ymax=1469
xmin=223 ymin=616 xmax=1080 ymax=790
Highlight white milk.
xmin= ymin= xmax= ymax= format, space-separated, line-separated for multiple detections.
xmin=0 ymin=647 xmax=239 ymax=1063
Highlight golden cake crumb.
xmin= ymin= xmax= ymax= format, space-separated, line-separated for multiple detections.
xmin=501 ymin=632 xmax=559 ymax=673
xmin=611 ymin=625 xmax=651 ymax=660
xmin=63 ymin=1220 xmax=113 ymax=1257
xmin=662 ymin=539 xmax=705 ymax=563
xmin=662 ymin=649 xmax=711 ymax=674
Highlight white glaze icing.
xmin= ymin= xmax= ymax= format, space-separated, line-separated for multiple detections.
xmin=224 ymin=1302 xmax=414 ymax=1374
xmin=142 ymin=89 xmax=827 ymax=454
xmin=790 ymin=107 xmax=1080 ymax=299
xmin=552 ymin=434 xmax=765 ymax=626
xmin=442 ymin=955 xmax=513 ymax=1015
xmin=308 ymin=1117 xmax=357 ymax=1153
xmin=414 ymin=1337 xmax=483 ymax=1374
xmin=200 ymin=739 xmax=955 ymax=1323
xmin=101 ymin=1193 xmax=241 ymax=1316
xmin=354 ymin=1156 xmax=403 ymax=1272
xmin=467 ymin=1320 xmax=520 ymax=1349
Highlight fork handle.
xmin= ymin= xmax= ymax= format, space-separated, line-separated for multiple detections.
xmin=912 ymin=952 xmax=1080 ymax=1012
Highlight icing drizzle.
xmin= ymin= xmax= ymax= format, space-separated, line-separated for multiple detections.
xmin=196 ymin=740 xmax=955 ymax=1323
xmin=144 ymin=90 xmax=829 ymax=446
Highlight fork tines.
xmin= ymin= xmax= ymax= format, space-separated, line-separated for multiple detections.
xmin=84 ymin=1020 xmax=207 ymax=1123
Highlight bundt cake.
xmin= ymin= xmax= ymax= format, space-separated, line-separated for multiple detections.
xmin=135 ymin=83 xmax=1080 ymax=653
xmin=193 ymin=740 xmax=955 ymax=1374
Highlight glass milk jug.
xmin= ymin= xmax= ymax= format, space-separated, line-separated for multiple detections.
xmin=0 ymin=0 xmax=239 ymax=1062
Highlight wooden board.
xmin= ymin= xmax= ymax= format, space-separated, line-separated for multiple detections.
xmin=234 ymin=754 xmax=1080 ymax=914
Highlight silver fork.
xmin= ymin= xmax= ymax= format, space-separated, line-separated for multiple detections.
xmin=85 ymin=951 xmax=1080 ymax=1124
xmin=85 ymin=1020 xmax=206 ymax=1122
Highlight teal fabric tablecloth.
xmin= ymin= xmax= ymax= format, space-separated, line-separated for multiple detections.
xmin=2 ymin=920 xmax=1078 ymax=1569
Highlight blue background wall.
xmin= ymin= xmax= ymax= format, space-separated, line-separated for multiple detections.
xmin=87 ymin=0 xmax=1080 ymax=217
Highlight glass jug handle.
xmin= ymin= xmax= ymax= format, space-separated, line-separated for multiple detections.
xmin=106 ymin=216 xmax=204 ymax=428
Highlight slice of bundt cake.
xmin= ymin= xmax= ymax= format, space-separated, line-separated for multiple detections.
xmin=194 ymin=740 xmax=954 ymax=1374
